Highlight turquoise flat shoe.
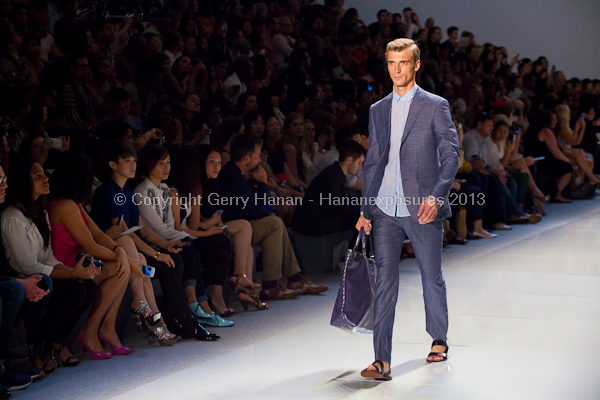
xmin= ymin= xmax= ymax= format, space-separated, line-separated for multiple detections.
xmin=190 ymin=303 xmax=234 ymax=327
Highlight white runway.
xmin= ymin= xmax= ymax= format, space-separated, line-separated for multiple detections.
xmin=109 ymin=204 xmax=600 ymax=400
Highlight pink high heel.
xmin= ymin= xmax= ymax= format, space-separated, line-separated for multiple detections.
xmin=98 ymin=332 xmax=131 ymax=355
xmin=76 ymin=332 xmax=112 ymax=360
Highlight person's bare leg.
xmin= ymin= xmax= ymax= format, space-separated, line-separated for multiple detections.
xmin=80 ymin=261 xmax=129 ymax=352
xmin=568 ymin=151 xmax=599 ymax=184
xmin=555 ymin=172 xmax=573 ymax=200
xmin=473 ymin=219 xmax=491 ymax=236
xmin=514 ymin=159 xmax=546 ymax=197
xmin=186 ymin=285 xmax=212 ymax=314
xmin=210 ymin=285 xmax=228 ymax=310
xmin=99 ymin=271 xmax=129 ymax=346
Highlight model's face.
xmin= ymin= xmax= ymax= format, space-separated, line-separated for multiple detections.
xmin=205 ymin=151 xmax=222 ymax=179
xmin=150 ymin=155 xmax=171 ymax=181
xmin=387 ymin=49 xmax=420 ymax=89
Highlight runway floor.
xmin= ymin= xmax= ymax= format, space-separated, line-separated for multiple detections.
xmin=14 ymin=198 xmax=600 ymax=400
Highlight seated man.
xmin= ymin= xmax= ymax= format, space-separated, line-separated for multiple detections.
xmin=215 ymin=134 xmax=328 ymax=299
xmin=313 ymin=127 xmax=364 ymax=192
xmin=0 ymin=274 xmax=49 ymax=391
xmin=293 ymin=141 xmax=366 ymax=236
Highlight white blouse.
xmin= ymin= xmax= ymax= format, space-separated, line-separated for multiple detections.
xmin=133 ymin=178 xmax=189 ymax=242
xmin=1 ymin=206 xmax=61 ymax=276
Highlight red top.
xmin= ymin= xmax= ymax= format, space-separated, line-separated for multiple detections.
xmin=48 ymin=201 xmax=89 ymax=268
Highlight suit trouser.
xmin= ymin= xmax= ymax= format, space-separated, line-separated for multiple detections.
xmin=249 ymin=216 xmax=302 ymax=282
xmin=371 ymin=206 xmax=448 ymax=364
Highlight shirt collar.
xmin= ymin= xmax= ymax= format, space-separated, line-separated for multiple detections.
xmin=392 ymin=83 xmax=418 ymax=103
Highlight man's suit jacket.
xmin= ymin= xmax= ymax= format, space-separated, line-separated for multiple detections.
xmin=361 ymin=85 xmax=460 ymax=222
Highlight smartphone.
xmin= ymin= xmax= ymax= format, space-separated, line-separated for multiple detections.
xmin=140 ymin=265 xmax=155 ymax=278
xmin=49 ymin=138 xmax=62 ymax=149
xmin=174 ymin=242 xmax=191 ymax=248
xmin=367 ymin=86 xmax=373 ymax=92
xmin=216 ymin=210 xmax=223 ymax=217
xmin=37 ymin=278 xmax=49 ymax=291
xmin=117 ymin=215 xmax=124 ymax=226
xmin=580 ymin=113 xmax=585 ymax=120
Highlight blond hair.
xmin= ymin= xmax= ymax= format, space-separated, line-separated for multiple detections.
xmin=385 ymin=38 xmax=420 ymax=63
xmin=555 ymin=104 xmax=572 ymax=134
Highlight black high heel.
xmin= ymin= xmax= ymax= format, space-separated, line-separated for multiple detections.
xmin=427 ymin=340 xmax=449 ymax=363
xmin=131 ymin=300 xmax=161 ymax=327
xmin=51 ymin=342 xmax=79 ymax=367
xmin=169 ymin=317 xmax=221 ymax=342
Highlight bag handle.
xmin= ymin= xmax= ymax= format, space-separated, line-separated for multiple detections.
xmin=353 ymin=228 xmax=368 ymax=256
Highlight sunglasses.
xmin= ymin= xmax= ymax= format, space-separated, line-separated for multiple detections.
xmin=0 ymin=176 xmax=7 ymax=184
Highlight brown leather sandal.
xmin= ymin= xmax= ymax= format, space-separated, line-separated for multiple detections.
xmin=228 ymin=274 xmax=262 ymax=296
xmin=361 ymin=360 xmax=392 ymax=381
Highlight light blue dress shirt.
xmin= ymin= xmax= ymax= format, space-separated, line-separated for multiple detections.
xmin=376 ymin=84 xmax=418 ymax=217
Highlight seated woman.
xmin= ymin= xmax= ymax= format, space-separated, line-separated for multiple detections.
xmin=91 ymin=142 xmax=217 ymax=342
xmin=1 ymin=159 xmax=97 ymax=369
xmin=134 ymin=144 xmax=231 ymax=328
xmin=523 ymin=111 xmax=574 ymax=203
xmin=486 ymin=120 xmax=549 ymax=214
xmin=281 ymin=112 xmax=309 ymax=189
xmin=263 ymin=113 xmax=305 ymax=191
xmin=47 ymin=151 xmax=139 ymax=360
xmin=555 ymin=105 xmax=600 ymax=187
xmin=301 ymin=119 xmax=326 ymax=184
xmin=174 ymin=146 xmax=267 ymax=313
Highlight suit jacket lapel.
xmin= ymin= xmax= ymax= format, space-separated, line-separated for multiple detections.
xmin=377 ymin=93 xmax=393 ymax=150
xmin=400 ymin=87 xmax=426 ymax=146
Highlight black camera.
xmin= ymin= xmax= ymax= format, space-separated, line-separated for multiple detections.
xmin=76 ymin=252 xmax=104 ymax=270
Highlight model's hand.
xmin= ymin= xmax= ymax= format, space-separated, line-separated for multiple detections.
xmin=355 ymin=215 xmax=372 ymax=235
xmin=418 ymin=197 xmax=439 ymax=224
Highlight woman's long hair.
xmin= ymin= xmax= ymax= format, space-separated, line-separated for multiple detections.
xmin=3 ymin=158 xmax=50 ymax=248
xmin=555 ymin=104 xmax=572 ymax=134
xmin=196 ymin=144 xmax=221 ymax=198
xmin=49 ymin=151 xmax=95 ymax=205
xmin=166 ymin=146 xmax=203 ymax=198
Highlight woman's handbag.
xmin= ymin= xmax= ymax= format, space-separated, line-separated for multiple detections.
xmin=330 ymin=229 xmax=376 ymax=334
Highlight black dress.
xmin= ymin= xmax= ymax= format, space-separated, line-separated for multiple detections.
xmin=523 ymin=129 xmax=572 ymax=178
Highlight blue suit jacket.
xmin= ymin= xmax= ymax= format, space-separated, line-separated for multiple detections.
xmin=361 ymin=85 xmax=460 ymax=221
